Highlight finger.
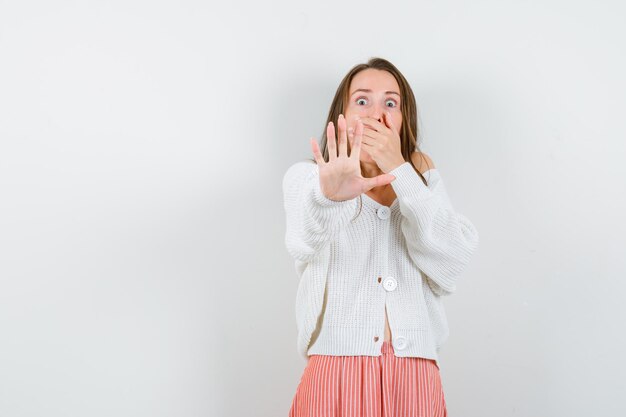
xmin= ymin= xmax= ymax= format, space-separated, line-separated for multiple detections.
xmin=359 ymin=117 xmax=386 ymax=132
xmin=364 ymin=116 xmax=392 ymax=135
xmin=347 ymin=126 xmax=354 ymax=152
xmin=326 ymin=121 xmax=337 ymax=161
xmin=363 ymin=127 xmax=382 ymax=139
xmin=347 ymin=115 xmax=361 ymax=146
xmin=384 ymin=111 xmax=399 ymax=135
xmin=363 ymin=129 xmax=383 ymax=144
xmin=337 ymin=114 xmax=348 ymax=157
xmin=365 ymin=173 xmax=396 ymax=191
xmin=350 ymin=119 xmax=364 ymax=160
xmin=360 ymin=134 xmax=376 ymax=152
xmin=310 ymin=137 xmax=325 ymax=165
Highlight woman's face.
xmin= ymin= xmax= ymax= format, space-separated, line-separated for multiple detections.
xmin=344 ymin=68 xmax=403 ymax=163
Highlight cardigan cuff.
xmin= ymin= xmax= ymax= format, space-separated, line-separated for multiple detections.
xmin=389 ymin=162 xmax=435 ymax=201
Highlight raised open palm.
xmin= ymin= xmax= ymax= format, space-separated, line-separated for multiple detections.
xmin=310 ymin=114 xmax=396 ymax=202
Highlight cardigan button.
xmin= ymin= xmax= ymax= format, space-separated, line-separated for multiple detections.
xmin=377 ymin=206 xmax=390 ymax=220
xmin=382 ymin=276 xmax=397 ymax=291
xmin=394 ymin=336 xmax=408 ymax=350
xmin=373 ymin=336 xmax=379 ymax=342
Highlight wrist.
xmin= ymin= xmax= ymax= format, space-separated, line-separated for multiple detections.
xmin=387 ymin=159 xmax=407 ymax=173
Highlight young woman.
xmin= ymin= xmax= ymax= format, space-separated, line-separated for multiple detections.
xmin=282 ymin=57 xmax=480 ymax=417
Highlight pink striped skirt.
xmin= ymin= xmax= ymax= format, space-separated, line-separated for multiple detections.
xmin=288 ymin=340 xmax=447 ymax=417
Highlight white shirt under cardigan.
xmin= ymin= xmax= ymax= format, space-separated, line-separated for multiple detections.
xmin=281 ymin=159 xmax=479 ymax=369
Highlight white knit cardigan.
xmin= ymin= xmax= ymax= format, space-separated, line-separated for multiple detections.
xmin=282 ymin=159 xmax=479 ymax=368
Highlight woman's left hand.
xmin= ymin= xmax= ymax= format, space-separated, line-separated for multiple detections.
xmin=357 ymin=111 xmax=406 ymax=173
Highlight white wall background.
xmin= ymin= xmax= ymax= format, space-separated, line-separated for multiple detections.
xmin=1 ymin=1 xmax=625 ymax=416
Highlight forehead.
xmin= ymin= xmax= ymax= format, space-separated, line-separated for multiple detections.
xmin=349 ymin=69 xmax=400 ymax=93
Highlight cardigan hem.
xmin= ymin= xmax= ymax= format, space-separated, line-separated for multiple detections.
xmin=306 ymin=325 xmax=440 ymax=368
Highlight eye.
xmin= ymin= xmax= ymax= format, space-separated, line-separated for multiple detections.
xmin=385 ymin=99 xmax=398 ymax=108
xmin=356 ymin=97 xmax=368 ymax=105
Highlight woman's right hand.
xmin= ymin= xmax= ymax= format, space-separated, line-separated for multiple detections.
xmin=310 ymin=114 xmax=396 ymax=202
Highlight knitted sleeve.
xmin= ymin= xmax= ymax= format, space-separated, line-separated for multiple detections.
xmin=282 ymin=161 xmax=358 ymax=263
xmin=388 ymin=162 xmax=480 ymax=296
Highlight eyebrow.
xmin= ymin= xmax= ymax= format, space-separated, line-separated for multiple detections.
xmin=350 ymin=88 xmax=400 ymax=97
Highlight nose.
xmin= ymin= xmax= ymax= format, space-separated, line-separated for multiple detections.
xmin=368 ymin=103 xmax=384 ymax=122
